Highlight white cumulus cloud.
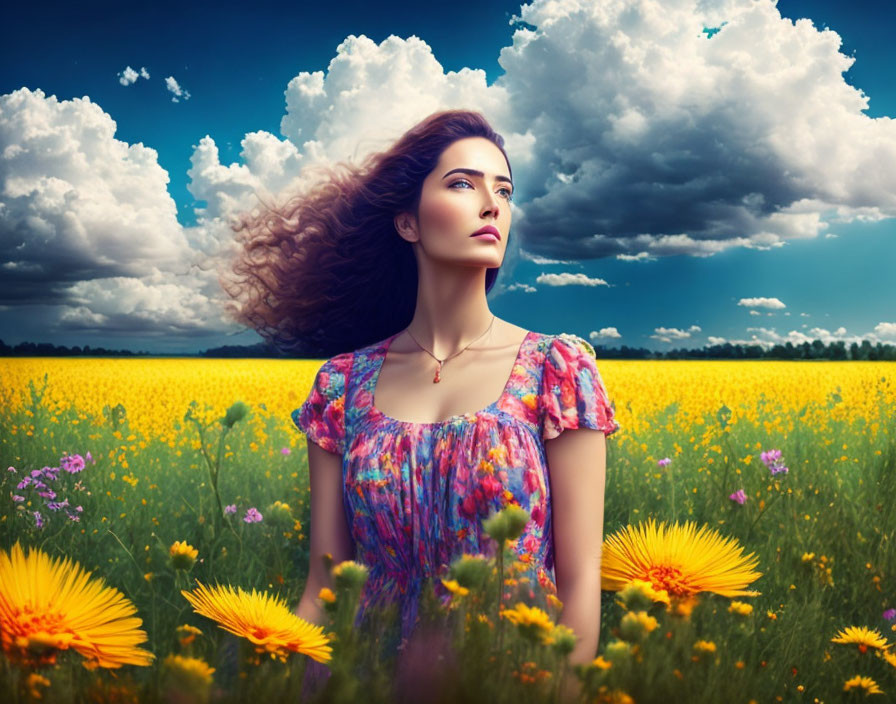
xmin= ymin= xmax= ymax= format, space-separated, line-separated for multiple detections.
xmin=534 ymin=272 xmax=611 ymax=287
xmin=651 ymin=325 xmax=702 ymax=343
xmin=0 ymin=88 xmax=231 ymax=335
xmin=165 ymin=76 xmax=191 ymax=103
xmin=590 ymin=327 xmax=621 ymax=340
xmin=118 ymin=65 xmax=150 ymax=86
xmin=495 ymin=0 xmax=896 ymax=258
xmin=4 ymin=0 xmax=896 ymax=345
xmin=738 ymin=297 xmax=786 ymax=309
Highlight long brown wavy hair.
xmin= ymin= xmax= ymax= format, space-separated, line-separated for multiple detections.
xmin=219 ymin=109 xmax=512 ymax=359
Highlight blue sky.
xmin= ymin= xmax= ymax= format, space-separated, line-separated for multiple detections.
xmin=1 ymin=0 xmax=894 ymax=354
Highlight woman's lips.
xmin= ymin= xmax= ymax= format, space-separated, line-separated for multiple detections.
xmin=472 ymin=233 xmax=500 ymax=242
xmin=471 ymin=225 xmax=501 ymax=240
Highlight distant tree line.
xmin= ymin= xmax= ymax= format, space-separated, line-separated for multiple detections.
xmin=0 ymin=340 xmax=147 ymax=357
xmin=0 ymin=339 xmax=284 ymax=358
xmin=592 ymin=338 xmax=896 ymax=361
xmin=1 ymin=337 xmax=894 ymax=360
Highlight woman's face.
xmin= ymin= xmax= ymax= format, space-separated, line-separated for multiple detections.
xmin=398 ymin=136 xmax=513 ymax=271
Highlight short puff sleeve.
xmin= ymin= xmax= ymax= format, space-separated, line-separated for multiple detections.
xmin=291 ymin=353 xmax=351 ymax=455
xmin=540 ymin=334 xmax=620 ymax=440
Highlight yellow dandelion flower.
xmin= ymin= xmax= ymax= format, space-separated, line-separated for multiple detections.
xmin=0 ymin=542 xmax=155 ymax=670
xmin=728 ymin=601 xmax=753 ymax=616
xmin=440 ymin=578 xmax=470 ymax=597
xmin=169 ymin=541 xmax=198 ymax=571
xmin=163 ymin=653 xmax=215 ymax=687
xmin=181 ymin=581 xmax=332 ymax=664
xmin=693 ymin=639 xmax=716 ymax=653
xmin=831 ymin=626 xmax=891 ymax=653
xmin=880 ymin=650 xmax=896 ymax=669
xmin=501 ymin=603 xmax=555 ymax=643
xmin=591 ymin=655 xmax=612 ymax=670
xmin=601 ymin=518 xmax=762 ymax=599
xmin=843 ymin=675 xmax=884 ymax=695
xmin=317 ymin=587 xmax=336 ymax=604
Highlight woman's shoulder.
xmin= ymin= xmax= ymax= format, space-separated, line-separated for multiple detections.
xmin=315 ymin=349 xmax=355 ymax=378
xmin=528 ymin=330 xmax=596 ymax=360
xmin=553 ymin=332 xmax=597 ymax=358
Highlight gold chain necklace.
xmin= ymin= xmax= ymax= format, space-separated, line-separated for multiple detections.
xmin=404 ymin=315 xmax=496 ymax=383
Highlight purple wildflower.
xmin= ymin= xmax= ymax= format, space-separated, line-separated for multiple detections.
xmin=74 ymin=505 xmax=83 ymax=512
xmin=31 ymin=468 xmax=44 ymax=478
xmin=12 ymin=495 xmax=24 ymax=502
xmin=761 ymin=449 xmax=781 ymax=463
xmin=729 ymin=489 xmax=747 ymax=505
xmin=884 ymin=608 xmax=896 ymax=622
xmin=38 ymin=490 xmax=57 ymax=500
xmin=47 ymin=499 xmax=70 ymax=511
xmin=66 ymin=512 xmax=81 ymax=522
xmin=760 ymin=449 xmax=789 ymax=476
xmin=224 ymin=504 xmax=237 ymax=515
xmin=8 ymin=466 xmax=16 ymax=473
xmin=61 ymin=454 xmax=85 ymax=474
xmin=281 ymin=447 xmax=291 ymax=456
xmin=86 ymin=451 xmax=94 ymax=464
xmin=16 ymin=477 xmax=32 ymax=490
xmin=33 ymin=511 xmax=44 ymax=528
xmin=657 ymin=458 xmax=671 ymax=467
xmin=243 ymin=507 xmax=263 ymax=524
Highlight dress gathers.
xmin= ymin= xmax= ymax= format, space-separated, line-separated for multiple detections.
xmin=291 ymin=330 xmax=620 ymax=649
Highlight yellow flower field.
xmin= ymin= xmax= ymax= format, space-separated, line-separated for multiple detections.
xmin=0 ymin=357 xmax=894 ymax=703
xmin=1 ymin=358 xmax=892 ymax=441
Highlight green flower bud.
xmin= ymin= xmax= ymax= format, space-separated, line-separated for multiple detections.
xmin=448 ymin=553 xmax=492 ymax=590
xmin=331 ymin=560 xmax=369 ymax=591
xmin=483 ymin=504 xmax=530 ymax=544
xmin=619 ymin=610 xmax=658 ymax=642
xmin=548 ymin=623 xmax=578 ymax=656
xmin=604 ymin=639 xmax=633 ymax=663
xmin=223 ymin=401 xmax=249 ymax=428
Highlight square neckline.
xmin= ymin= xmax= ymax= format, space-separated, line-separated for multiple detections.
xmin=368 ymin=329 xmax=536 ymax=426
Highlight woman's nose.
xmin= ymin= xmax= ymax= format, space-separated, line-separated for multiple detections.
xmin=481 ymin=194 xmax=501 ymax=217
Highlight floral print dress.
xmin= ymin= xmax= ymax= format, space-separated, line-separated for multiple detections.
xmin=292 ymin=330 xmax=620 ymax=649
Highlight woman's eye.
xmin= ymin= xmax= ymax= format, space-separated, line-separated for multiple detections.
xmin=451 ymin=180 xmax=514 ymax=201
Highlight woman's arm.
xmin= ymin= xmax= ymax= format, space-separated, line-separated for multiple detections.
xmin=545 ymin=427 xmax=608 ymax=698
xmin=294 ymin=439 xmax=355 ymax=626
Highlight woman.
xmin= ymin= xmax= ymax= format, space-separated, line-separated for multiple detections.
xmin=222 ymin=109 xmax=620 ymax=702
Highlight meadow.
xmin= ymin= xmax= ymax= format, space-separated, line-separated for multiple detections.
xmin=1 ymin=356 xmax=895 ymax=703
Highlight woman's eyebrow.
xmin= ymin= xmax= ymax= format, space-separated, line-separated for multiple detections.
xmin=442 ymin=167 xmax=513 ymax=187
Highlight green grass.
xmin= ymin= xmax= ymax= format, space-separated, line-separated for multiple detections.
xmin=1 ymin=378 xmax=894 ymax=703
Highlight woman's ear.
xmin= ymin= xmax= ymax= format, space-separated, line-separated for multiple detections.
xmin=393 ymin=212 xmax=419 ymax=243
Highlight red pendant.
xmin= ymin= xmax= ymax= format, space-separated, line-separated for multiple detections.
xmin=433 ymin=360 xmax=442 ymax=383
